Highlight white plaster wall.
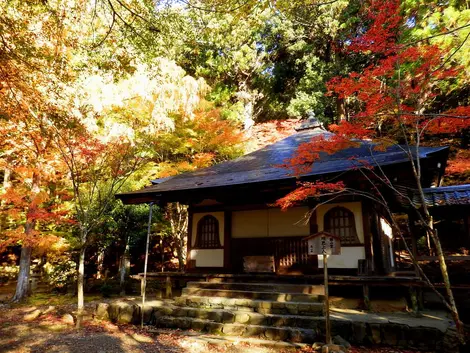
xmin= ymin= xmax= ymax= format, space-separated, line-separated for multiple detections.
xmin=268 ymin=207 xmax=310 ymax=237
xmin=316 ymin=202 xmax=364 ymax=243
xmin=191 ymin=212 xmax=224 ymax=247
xmin=316 ymin=202 xmax=364 ymax=269
xmin=318 ymin=247 xmax=365 ymax=268
xmin=190 ymin=249 xmax=224 ymax=267
xmin=232 ymin=207 xmax=310 ymax=238
xmin=232 ymin=210 xmax=268 ymax=238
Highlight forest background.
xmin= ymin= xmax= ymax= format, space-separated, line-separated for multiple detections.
xmin=0 ymin=0 xmax=469 ymax=313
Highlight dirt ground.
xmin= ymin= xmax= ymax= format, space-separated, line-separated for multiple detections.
xmin=0 ymin=301 xmax=435 ymax=353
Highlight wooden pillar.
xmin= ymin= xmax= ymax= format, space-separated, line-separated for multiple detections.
xmin=165 ymin=276 xmax=172 ymax=299
xmin=363 ymin=284 xmax=371 ymax=311
xmin=185 ymin=207 xmax=193 ymax=271
xmin=309 ymin=207 xmax=319 ymax=269
xmin=224 ymin=210 xmax=232 ymax=271
xmin=361 ymin=201 xmax=374 ymax=274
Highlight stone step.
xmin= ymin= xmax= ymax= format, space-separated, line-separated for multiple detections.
xmin=181 ymin=287 xmax=324 ymax=303
xmin=175 ymin=295 xmax=324 ymax=316
xmin=153 ymin=315 xmax=318 ymax=343
xmin=187 ymin=281 xmax=325 ymax=295
xmin=154 ymin=305 xmax=324 ymax=329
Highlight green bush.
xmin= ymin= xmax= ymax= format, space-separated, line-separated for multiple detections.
xmin=100 ymin=283 xmax=113 ymax=298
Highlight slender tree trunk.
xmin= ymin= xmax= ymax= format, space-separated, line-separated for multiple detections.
xmin=336 ymin=98 xmax=347 ymax=123
xmin=96 ymin=250 xmax=105 ymax=279
xmin=12 ymin=172 xmax=40 ymax=303
xmin=12 ymin=246 xmax=32 ymax=302
xmin=427 ymin=223 xmax=465 ymax=344
xmin=119 ymin=236 xmax=130 ymax=295
xmin=76 ymin=243 xmax=86 ymax=329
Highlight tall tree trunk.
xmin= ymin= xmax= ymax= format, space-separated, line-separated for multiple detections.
xmin=12 ymin=172 xmax=39 ymax=303
xmin=76 ymin=244 xmax=86 ymax=329
xmin=12 ymin=245 xmax=32 ymax=302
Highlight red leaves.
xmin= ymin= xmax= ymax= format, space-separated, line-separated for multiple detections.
xmin=275 ymin=181 xmax=346 ymax=210
xmin=283 ymin=135 xmax=358 ymax=175
xmin=348 ymin=0 xmax=402 ymax=55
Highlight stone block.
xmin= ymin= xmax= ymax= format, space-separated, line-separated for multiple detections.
xmin=248 ymin=313 xmax=268 ymax=326
xmin=140 ymin=306 xmax=154 ymax=324
xmin=108 ymin=303 xmax=120 ymax=322
xmin=259 ymin=301 xmax=273 ymax=309
xmin=173 ymin=317 xmax=191 ymax=330
xmin=270 ymin=315 xmax=288 ymax=327
xmin=154 ymin=306 xmax=173 ymax=318
xmin=333 ymin=335 xmax=351 ymax=349
xmin=173 ymin=307 xmax=188 ymax=317
xmin=208 ymin=311 xmax=223 ymax=322
xmin=61 ymin=314 xmax=75 ymax=325
xmin=297 ymin=317 xmax=320 ymax=330
xmin=243 ymin=325 xmax=266 ymax=338
xmin=195 ymin=310 xmax=209 ymax=320
xmin=209 ymin=304 xmax=224 ymax=309
xmin=286 ymin=304 xmax=299 ymax=315
xmin=299 ymin=328 xmax=317 ymax=343
xmin=186 ymin=309 xmax=197 ymax=318
xmin=299 ymin=304 xmax=322 ymax=314
xmin=367 ymin=323 xmax=381 ymax=344
xmin=312 ymin=342 xmax=325 ymax=352
xmin=234 ymin=299 xmax=253 ymax=308
xmin=331 ymin=320 xmax=352 ymax=340
xmin=222 ymin=311 xmax=235 ymax=323
xmin=289 ymin=329 xmax=304 ymax=343
xmin=191 ymin=319 xmax=207 ymax=331
xmin=272 ymin=302 xmax=286 ymax=310
xmin=223 ymin=323 xmax=246 ymax=336
xmin=351 ymin=322 xmax=367 ymax=343
xmin=155 ymin=316 xmax=175 ymax=329
xmin=235 ymin=313 xmax=250 ymax=324
xmin=381 ymin=323 xmax=404 ymax=346
xmin=174 ymin=297 xmax=187 ymax=306
xmin=206 ymin=322 xmax=224 ymax=334
xmin=210 ymin=297 xmax=223 ymax=305
xmin=117 ymin=303 xmax=137 ymax=324
xmin=95 ymin=303 xmax=109 ymax=320
xmin=265 ymin=327 xmax=289 ymax=341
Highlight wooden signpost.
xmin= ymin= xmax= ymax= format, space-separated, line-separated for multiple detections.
xmin=305 ymin=231 xmax=341 ymax=344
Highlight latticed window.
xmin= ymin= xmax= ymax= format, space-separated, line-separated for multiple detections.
xmin=195 ymin=215 xmax=221 ymax=249
xmin=324 ymin=207 xmax=360 ymax=245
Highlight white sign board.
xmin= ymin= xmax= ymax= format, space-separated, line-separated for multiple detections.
xmin=307 ymin=233 xmax=341 ymax=255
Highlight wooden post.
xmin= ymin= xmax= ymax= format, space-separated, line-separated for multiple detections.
xmin=410 ymin=287 xmax=421 ymax=317
xmin=324 ymin=253 xmax=331 ymax=344
xmin=363 ymin=284 xmax=371 ymax=311
xmin=165 ymin=276 xmax=172 ymax=299
xmin=141 ymin=202 xmax=154 ymax=329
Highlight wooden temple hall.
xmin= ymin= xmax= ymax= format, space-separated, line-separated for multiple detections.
xmin=117 ymin=118 xmax=470 ymax=284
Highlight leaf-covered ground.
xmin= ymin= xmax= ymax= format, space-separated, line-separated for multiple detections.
xmin=0 ymin=301 xmax=435 ymax=353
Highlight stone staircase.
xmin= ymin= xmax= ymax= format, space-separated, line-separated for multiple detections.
xmin=152 ymin=281 xmax=326 ymax=343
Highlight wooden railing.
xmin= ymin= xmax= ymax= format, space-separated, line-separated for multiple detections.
xmin=273 ymin=237 xmax=310 ymax=268
xmin=232 ymin=236 xmax=314 ymax=272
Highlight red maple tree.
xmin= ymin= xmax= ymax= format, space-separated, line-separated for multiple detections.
xmin=276 ymin=0 xmax=469 ymax=343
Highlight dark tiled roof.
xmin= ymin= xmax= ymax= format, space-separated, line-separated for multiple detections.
xmin=421 ymin=185 xmax=470 ymax=207
xmin=117 ymin=128 xmax=448 ymax=200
